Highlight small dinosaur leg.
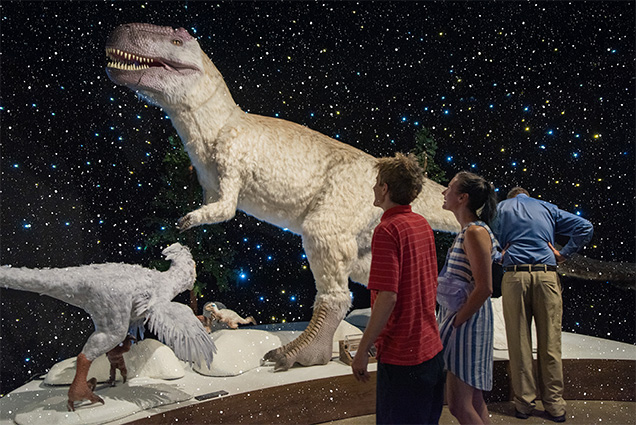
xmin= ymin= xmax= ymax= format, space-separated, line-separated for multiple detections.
xmin=67 ymin=353 xmax=104 ymax=411
xmin=120 ymin=363 xmax=128 ymax=384
xmin=108 ymin=363 xmax=117 ymax=387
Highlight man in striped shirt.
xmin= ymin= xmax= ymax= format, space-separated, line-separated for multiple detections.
xmin=352 ymin=153 xmax=445 ymax=425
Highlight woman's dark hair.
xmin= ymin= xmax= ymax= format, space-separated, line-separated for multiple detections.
xmin=455 ymin=171 xmax=497 ymax=225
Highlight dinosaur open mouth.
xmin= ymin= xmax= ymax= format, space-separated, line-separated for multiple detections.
xmin=106 ymin=48 xmax=160 ymax=71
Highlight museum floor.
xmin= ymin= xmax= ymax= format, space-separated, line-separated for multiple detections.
xmin=322 ymin=400 xmax=635 ymax=425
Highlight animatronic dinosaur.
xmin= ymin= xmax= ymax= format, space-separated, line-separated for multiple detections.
xmin=0 ymin=243 xmax=215 ymax=411
xmin=105 ymin=23 xmax=459 ymax=371
xmin=203 ymin=302 xmax=257 ymax=330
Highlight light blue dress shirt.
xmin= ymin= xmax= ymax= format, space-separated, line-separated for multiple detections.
xmin=491 ymin=194 xmax=594 ymax=267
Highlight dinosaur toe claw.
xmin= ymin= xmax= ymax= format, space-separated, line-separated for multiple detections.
xmin=263 ymin=347 xmax=283 ymax=363
xmin=273 ymin=356 xmax=294 ymax=372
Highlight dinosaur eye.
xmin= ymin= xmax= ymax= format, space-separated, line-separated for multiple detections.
xmin=172 ymin=39 xmax=183 ymax=46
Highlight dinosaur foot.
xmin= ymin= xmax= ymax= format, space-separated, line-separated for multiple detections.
xmin=67 ymin=377 xmax=104 ymax=412
xmin=263 ymin=302 xmax=345 ymax=371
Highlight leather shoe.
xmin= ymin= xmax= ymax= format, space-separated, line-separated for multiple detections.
xmin=515 ymin=409 xmax=530 ymax=419
xmin=546 ymin=412 xmax=566 ymax=422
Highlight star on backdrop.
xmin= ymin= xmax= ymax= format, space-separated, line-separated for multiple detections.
xmin=1 ymin=1 xmax=634 ymax=395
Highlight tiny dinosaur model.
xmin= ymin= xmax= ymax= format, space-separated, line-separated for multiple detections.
xmin=106 ymin=335 xmax=136 ymax=387
xmin=0 ymin=243 xmax=215 ymax=411
xmin=105 ymin=23 xmax=460 ymax=371
xmin=203 ymin=302 xmax=257 ymax=329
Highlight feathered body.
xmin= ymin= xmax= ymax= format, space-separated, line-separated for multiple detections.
xmin=0 ymin=243 xmax=213 ymax=364
xmin=105 ymin=23 xmax=459 ymax=371
xmin=0 ymin=243 xmax=215 ymax=410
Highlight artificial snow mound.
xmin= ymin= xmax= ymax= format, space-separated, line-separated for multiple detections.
xmin=44 ymin=339 xmax=185 ymax=385
xmin=194 ymin=329 xmax=282 ymax=377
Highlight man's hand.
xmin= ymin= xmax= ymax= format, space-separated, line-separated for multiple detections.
xmin=548 ymin=242 xmax=566 ymax=264
xmin=351 ymin=349 xmax=370 ymax=383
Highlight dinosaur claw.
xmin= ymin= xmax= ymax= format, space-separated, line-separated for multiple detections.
xmin=273 ymin=357 xmax=294 ymax=372
xmin=263 ymin=347 xmax=283 ymax=363
xmin=177 ymin=214 xmax=193 ymax=232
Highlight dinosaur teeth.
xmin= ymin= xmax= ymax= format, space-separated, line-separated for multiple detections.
xmin=107 ymin=61 xmax=150 ymax=71
xmin=105 ymin=48 xmax=155 ymax=68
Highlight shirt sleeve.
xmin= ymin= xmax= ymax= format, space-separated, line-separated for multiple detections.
xmin=554 ymin=208 xmax=594 ymax=258
xmin=368 ymin=225 xmax=400 ymax=293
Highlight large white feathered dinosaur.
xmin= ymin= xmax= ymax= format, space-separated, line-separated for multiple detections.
xmin=105 ymin=23 xmax=459 ymax=371
xmin=0 ymin=243 xmax=215 ymax=410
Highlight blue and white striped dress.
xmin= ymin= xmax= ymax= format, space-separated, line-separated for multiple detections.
xmin=437 ymin=221 xmax=499 ymax=391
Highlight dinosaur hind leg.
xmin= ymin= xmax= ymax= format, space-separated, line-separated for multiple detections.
xmin=67 ymin=327 xmax=127 ymax=411
xmin=263 ymin=233 xmax=353 ymax=371
xmin=67 ymin=353 xmax=104 ymax=411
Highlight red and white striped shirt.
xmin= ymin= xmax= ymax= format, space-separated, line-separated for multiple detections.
xmin=368 ymin=204 xmax=443 ymax=365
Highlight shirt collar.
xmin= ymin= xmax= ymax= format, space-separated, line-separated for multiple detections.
xmin=381 ymin=204 xmax=412 ymax=221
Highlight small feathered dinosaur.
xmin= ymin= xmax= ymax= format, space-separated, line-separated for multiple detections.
xmin=203 ymin=302 xmax=256 ymax=329
xmin=0 ymin=243 xmax=215 ymax=411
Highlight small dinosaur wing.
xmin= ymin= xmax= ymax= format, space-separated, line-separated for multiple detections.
xmin=145 ymin=300 xmax=216 ymax=368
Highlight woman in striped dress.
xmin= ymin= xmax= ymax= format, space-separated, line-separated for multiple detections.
xmin=437 ymin=171 xmax=499 ymax=425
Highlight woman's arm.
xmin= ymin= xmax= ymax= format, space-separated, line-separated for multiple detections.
xmin=453 ymin=226 xmax=493 ymax=327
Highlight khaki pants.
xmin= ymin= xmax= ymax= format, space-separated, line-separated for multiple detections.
xmin=502 ymin=270 xmax=567 ymax=417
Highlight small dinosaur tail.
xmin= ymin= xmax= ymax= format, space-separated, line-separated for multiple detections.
xmin=0 ymin=265 xmax=74 ymax=298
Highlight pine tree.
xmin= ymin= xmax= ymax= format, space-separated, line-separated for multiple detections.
xmin=412 ymin=127 xmax=454 ymax=272
xmin=413 ymin=127 xmax=447 ymax=184
xmin=144 ymin=135 xmax=237 ymax=313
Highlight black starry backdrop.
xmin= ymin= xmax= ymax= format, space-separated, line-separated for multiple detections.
xmin=1 ymin=1 xmax=634 ymax=395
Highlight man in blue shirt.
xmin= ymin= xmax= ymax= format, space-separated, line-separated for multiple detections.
xmin=492 ymin=187 xmax=593 ymax=423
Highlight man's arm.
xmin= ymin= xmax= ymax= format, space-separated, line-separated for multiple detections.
xmin=351 ymin=290 xmax=397 ymax=382
xmin=554 ymin=208 xmax=594 ymax=258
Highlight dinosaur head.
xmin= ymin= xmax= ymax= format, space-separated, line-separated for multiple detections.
xmin=161 ymin=243 xmax=197 ymax=294
xmin=106 ymin=23 xmax=205 ymax=108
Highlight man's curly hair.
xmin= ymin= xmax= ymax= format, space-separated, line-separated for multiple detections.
xmin=376 ymin=152 xmax=424 ymax=205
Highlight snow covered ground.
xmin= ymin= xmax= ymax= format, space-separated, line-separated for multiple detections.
xmin=1 ymin=305 xmax=634 ymax=425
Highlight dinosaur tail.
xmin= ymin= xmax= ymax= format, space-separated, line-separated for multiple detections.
xmin=0 ymin=265 xmax=86 ymax=304
xmin=558 ymin=253 xmax=636 ymax=286
xmin=412 ymin=179 xmax=461 ymax=234
xmin=1 ymin=265 xmax=60 ymax=295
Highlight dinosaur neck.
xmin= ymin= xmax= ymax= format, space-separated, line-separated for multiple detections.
xmin=164 ymin=254 xmax=197 ymax=299
xmin=167 ymin=54 xmax=240 ymax=146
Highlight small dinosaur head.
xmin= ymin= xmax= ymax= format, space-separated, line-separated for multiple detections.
xmin=106 ymin=23 xmax=204 ymax=107
xmin=202 ymin=302 xmax=219 ymax=319
xmin=161 ymin=243 xmax=197 ymax=293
